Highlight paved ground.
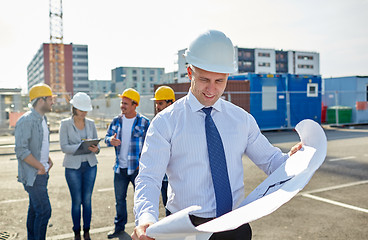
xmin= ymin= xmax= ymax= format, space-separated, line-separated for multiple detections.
xmin=0 ymin=125 xmax=367 ymax=239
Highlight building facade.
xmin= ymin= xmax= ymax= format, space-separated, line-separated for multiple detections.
xmin=177 ymin=49 xmax=189 ymax=83
xmin=0 ymin=88 xmax=22 ymax=128
xmin=89 ymin=80 xmax=112 ymax=99
xmin=287 ymin=51 xmax=320 ymax=75
xmin=111 ymin=67 xmax=164 ymax=94
xmin=72 ymin=44 xmax=89 ymax=93
xmin=27 ymin=43 xmax=89 ymax=96
xmin=237 ymin=48 xmax=319 ymax=75
xmin=176 ymin=47 xmax=319 ymax=82
xmin=163 ymin=71 xmax=178 ymax=84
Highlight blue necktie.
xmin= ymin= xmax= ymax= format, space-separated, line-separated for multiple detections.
xmin=202 ymin=107 xmax=233 ymax=217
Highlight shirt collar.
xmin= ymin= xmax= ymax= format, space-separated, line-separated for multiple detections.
xmin=187 ymin=89 xmax=222 ymax=113
xmin=31 ymin=108 xmax=44 ymax=121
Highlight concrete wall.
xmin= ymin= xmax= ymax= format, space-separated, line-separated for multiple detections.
xmin=89 ymin=94 xmax=155 ymax=127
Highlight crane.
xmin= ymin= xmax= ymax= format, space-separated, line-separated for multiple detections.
xmin=49 ymin=0 xmax=68 ymax=109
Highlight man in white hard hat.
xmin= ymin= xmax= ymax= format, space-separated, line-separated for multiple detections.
xmin=15 ymin=83 xmax=55 ymax=240
xmin=104 ymin=88 xmax=150 ymax=239
xmin=151 ymin=86 xmax=176 ymax=216
xmin=132 ymin=30 xmax=302 ymax=240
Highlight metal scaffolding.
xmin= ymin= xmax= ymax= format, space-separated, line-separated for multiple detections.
xmin=49 ymin=0 xmax=68 ymax=108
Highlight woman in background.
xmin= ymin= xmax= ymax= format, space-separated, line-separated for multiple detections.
xmin=59 ymin=92 xmax=100 ymax=240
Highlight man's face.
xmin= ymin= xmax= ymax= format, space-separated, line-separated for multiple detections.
xmin=155 ymin=100 xmax=172 ymax=113
xmin=120 ymin=97 xmax=136 ymax=115
xmin=188 ymin=66 xmax=228 ymax=107
xmin=40 ymin=96 xmax=54 ymax=113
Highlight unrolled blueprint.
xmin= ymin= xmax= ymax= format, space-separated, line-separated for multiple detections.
xmin=146 ymin=119 xmax=327 ymax=240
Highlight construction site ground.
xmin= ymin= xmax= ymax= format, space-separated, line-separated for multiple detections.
xmin=0 ymin=125 xmax=367 ymax=240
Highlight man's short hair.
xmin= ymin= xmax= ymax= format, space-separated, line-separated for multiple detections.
xmin=31 ymin=96 xmax=47 ymax=108
xmin=31 ymin=98 xmax=39 ymax=108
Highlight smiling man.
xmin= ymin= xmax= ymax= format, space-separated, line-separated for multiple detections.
xmin=132 ymin=30 xmax=302 ymax=240
xmin=104 ymin=88 xmax=150 ymax=238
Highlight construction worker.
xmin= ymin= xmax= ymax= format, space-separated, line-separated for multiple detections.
xmin=151 ymin=86 xmax=176 ymax=113
xmin=132 ymin=30 xmax=302 ymax=240
xmin=15 ymin=83 xmax=55 ymax=240
xmin=59 ymin=92 xmax=100 ymax=240
xmin=104 ymin=88 xmax=150 ymax=239
xmin=150 ymin=86 xmax=175 ymax=216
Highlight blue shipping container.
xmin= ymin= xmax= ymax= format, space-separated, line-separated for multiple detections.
xmin=228 ymin=73 xmax=322 ymax=130
xmin=287 ymin=74 xmax=322 ymax=126
xmin=248 ymin=73 xmax=288 ymax=129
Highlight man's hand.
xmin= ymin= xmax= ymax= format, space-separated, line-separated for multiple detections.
xmin=110 ymin=133 xmax=121 ymax=146
xmin=24 ymin=154 xmax=47 ymax=175
xmin=288 ymin=142 xmax=303 ymax=156
xmin=131 ymin=223 xmax=155 ymax=240
xmin=37 ymin=165 xmax=46 ymax=175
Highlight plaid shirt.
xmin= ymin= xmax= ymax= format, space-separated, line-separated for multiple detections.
xmin=105 ymin=113 xmax=150 ymax=175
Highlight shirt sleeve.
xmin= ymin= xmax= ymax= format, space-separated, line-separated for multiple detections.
xmin=104 ymin=119 xmax=116 ymax=147
xmin=245 ymin=114 xmax=288 ymax=175
xmin=14 ymin=119 xmax=32 ymax=161
xmin=59 ymin=120 xmax=80 ymax=154
xmin=134 ymin=116 xmax=171 ymax=226
xmin=142 ymin=119 xmax=150 ymax=139
xmin=91 ymin=121 xmax=100 ymax=154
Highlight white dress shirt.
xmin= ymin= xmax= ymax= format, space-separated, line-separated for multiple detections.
xmin=134 ymin=90 xmax=288 ymax=226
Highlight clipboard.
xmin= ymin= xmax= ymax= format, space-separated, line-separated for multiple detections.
xmin=73 ymin=138 xmax=102 ymax=155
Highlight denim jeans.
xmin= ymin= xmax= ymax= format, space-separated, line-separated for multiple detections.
xmin=23 ymin=174 xmax=52 ymax=240
xmin=65 ymin=162 xmax=97 ymax=232
xmin=113 ymin=168 xmax=138 ymax=232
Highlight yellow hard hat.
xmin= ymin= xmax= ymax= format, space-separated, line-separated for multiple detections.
xmin=151 ymin=86 xmax=175 ymax=101
xmin=29 ymin=83 xmax=54 ymax=102
xmin=119 ymin=88 xmax=140 ymax=106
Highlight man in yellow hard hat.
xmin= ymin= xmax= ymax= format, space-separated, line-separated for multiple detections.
xmin=104 ymin=88 xmax=150 ymax=238
xmin=150 ymin=86 xmax=175 ymax=217
xmin=15 ymin=83 xmax=55 ymax=240
xmin=151 ymin=86 xmax=176 ymax=113
xmin=132 ymin=30 xmax=302 ymax=240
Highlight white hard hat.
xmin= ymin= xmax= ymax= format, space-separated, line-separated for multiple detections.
xmin=184 ymin=30 xmax=237 ymax=74
xmin=70 ymin=92 xmax=93 ymax=111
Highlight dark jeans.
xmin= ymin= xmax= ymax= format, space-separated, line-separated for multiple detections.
xmin=189 ymin=215 xmax=252 ymax=240
xmin=65 ymin=162 xmax=97 ymax=231
xmin=23 ymin=174 xmax=52 ymax=240
xmin=161 ymin=180 xmax=171 ymax=216
xmin=113 ymin=168 xmax=138 ymax=232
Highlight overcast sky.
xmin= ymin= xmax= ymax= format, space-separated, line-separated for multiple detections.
xmin=1 ymin=0 xmax=367 ymax=92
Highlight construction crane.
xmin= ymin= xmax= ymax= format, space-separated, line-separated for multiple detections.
xmin=49 ymin=0 xmax=68 ymax=110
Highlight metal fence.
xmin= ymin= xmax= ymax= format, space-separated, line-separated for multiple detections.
xmin=2 ymin=90 xmax=368 ymax=134
xmin=322 ymin=90 xmax=368 ymax=125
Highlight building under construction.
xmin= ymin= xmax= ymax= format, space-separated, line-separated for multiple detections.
xmin=27 ymin=43 xmax=89 ymax=97
xmin=27 ymin=0 xmax=89 ymax=109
